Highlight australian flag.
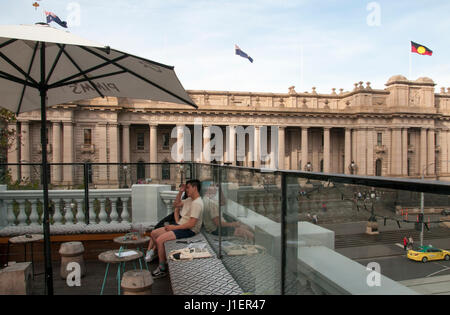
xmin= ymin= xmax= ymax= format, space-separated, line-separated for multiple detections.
xmin=45 ymin=11 xmax=67 ymax=28
xmin=235 ymin=45 xmax=253 ymax=63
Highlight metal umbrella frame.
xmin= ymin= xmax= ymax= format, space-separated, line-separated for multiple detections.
xmin=0 ymin=23 xmax=197 ymax=294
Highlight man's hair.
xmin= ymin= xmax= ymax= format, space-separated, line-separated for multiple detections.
xmin=186 ymin=179 xmax=201 ymax=193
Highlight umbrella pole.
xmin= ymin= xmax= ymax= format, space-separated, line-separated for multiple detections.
xmin=40 ymin=41 xmax=54 ymax=295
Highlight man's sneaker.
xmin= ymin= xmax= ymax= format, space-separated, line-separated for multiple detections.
xmin=152 ymin=266 xmax=168 ymax=279
xmin=145 ymin=250 xmax=157 ymax=262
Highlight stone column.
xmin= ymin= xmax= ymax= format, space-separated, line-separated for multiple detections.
xmin=357 ymin=128 xmax=367 ymax=175
xmin=176 ymin=124 xmax=184 ymax=162
xmin=7 ymin=123 xmax=19 ymax=182
xmin=122 ymin=124 xmax=130 ymax=163
xmin=52 ymin=121 xmax=62 ymax=183
xmin=149 ymin=124 xmax=158 ymax=179
xmin=97 ymin=122 xmax=107 ymax=184
xmin=301 ymin=127 xmax=309 ymax=170
xmin=402 ymin=128 xmax=408 ymax=176
xmin=278 ymin=126 xmax=285 ymax=170
xmin=254 ymin=126 xmax=260 ymax=168
xmin=427 ymin=129 xmax=435 ymax=176
xmin=290 ymin=129 xmax=298 ymax=170
xmin=344 ymin=128 xmax=352 ymax=174
xmin=109 ymin=123 xmax=119 ymax=184
xmin=228 ymin=125 xmax=236 ymax=166
xmin=203 ymin=125 xmax=211 ymax=163
xmin=420 ymin=128 xmax=427 ymax=176
xmin=323 ymin=127 xmax=330 ymax=173
xmin=391 ymin=127 xmax=402 ymax=176
xmin=352 ymin=129 xmax=358 ymax=173
xmin=366 ymin=129 xmax=374 ymax=176
xmin=20 ymin=121 xmax=30 ymax=181
xmin=441 ymin=129 xmax=449 ymax=175
xmin=63 ymin=122 xmax=74 ymax=185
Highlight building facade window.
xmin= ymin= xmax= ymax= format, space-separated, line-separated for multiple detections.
xmin=84 ymin=129 xmax=92 ymax=145
xmin=162 ymin=133 xmax=170 ymax=150
xmin=137 ymin=133 xmax=145 ymax=151
xmin=377 ymin=132 xmax=382 ymax=146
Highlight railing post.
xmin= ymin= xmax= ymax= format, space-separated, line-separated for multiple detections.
xmin=281 ymin=171 xmax=287 ymax=295
xmin=84 ymin=162 xmax=90 ymax=225
xmin=218 ymin=166 xmax=223 ymax=259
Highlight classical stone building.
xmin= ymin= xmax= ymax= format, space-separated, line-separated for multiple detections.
xmin=6 ymin=75 xmax=450 ymax=187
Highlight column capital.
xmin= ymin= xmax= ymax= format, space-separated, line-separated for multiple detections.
xmin=17 ymin=119 xmax=30 ymax=125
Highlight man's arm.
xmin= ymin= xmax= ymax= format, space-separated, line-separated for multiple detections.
xmin=166 ymin=217 xmax=198 ymax=231
xmin=173 ymin=206 xmax=181 ymax=223
xmin=173 ymin=184 xmax=185 ymax=209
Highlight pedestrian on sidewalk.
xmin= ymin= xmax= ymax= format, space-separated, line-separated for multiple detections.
xmin=403 ymin=236 xmax=408 ymax=251
xmin=408 ymin=236 xmax=414 ymax=250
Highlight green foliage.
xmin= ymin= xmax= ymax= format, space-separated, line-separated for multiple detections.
xmin=0 ymin=108 xmax=17 ymax=155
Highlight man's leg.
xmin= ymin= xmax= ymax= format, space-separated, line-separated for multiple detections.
xmin=148 ymin=227 xmax=167 ymax=251
xmin=155 ymin=231 xmax=176 ymax=264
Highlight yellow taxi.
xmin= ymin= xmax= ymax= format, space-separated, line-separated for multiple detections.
xmin=407 ymin=245 xmax=450 ymax=263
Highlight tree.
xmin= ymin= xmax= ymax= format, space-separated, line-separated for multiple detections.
xmin=0 ymin=108 xmax=17 ymax=183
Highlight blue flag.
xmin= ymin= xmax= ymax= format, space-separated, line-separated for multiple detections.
xmin=45 ymin=11 xmax=67 ymax=28
xmin=235 ymin=45 xmax=253 ymax=63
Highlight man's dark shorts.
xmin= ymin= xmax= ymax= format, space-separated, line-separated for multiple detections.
xmin=173 ymin=228 xmax=195 ymax=239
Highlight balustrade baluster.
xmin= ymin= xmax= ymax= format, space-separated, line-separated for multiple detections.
xmin=6 ymin=200 xmax=15 ymax=226
xmin=17 ymin=200 xmax=27 ymax=226
xmin=64 ymin=199 xmax=75 ymax=225
xmin=98 ymin=198 xmax=108 ymax=224
xmin=110 ymin=197 xmax=119 ymax=223
xmin=89 ymin=199 xmax=96 ymax=224
xmin=29 ymin=198 xmax=39 ymax=226
xmin=54 ymin=199 xmax=63 ymax=225
xmin=121 ymin=197 xmax=130 ymax=222
xmin=75 ymin=198 xmax=85 ymax=225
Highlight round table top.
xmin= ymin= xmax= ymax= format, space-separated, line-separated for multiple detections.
xmin=113 ymin=235 xmax=150 ymax=246
xmin=9 ymin=234 xmax=44 ymax=244
xmin=98 ymin=250 xmax=143 ymax=264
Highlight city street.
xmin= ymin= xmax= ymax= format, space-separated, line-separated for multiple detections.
xmin=356 ymin=255 xmax=450 ymax=282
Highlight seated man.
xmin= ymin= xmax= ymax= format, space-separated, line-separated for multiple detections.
xmin=145 ymin=179 xmax=204 ymax=279
xmin=203 ymin=185 xmax=254 ymax=241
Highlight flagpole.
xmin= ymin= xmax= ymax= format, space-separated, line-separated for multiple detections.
xmin=409 ymin=42 xmax=412 ymax=79
xmin=300 ymin=44 xmax=304 ymax=92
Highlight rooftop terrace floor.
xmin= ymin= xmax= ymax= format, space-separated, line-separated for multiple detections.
xmin=31 ymin=260 xmax=172 ymax=295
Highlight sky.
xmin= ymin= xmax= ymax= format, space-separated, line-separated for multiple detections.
xmin=1 ymin=0 xmax=450 ymax=94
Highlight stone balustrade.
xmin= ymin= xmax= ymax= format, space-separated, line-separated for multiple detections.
xmin=0 ymin=188 xmax=132 ymax=236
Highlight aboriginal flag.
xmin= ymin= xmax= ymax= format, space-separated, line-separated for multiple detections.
xmin=235 ymin=45 xmax=253 ymax=63
xmin=45 ymin=11 xmax=67 ymax=28
xmin=411 ymin=41 xmax=432 ymax=56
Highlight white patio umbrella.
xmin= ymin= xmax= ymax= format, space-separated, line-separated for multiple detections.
xmin=0 ymin=23 xmax=197 ymax=294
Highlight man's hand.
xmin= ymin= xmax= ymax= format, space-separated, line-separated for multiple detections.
xmin=165 ymin=225 xmax=177 ymax=231
xmin=179 ymin=184 xmax=186 ymax=192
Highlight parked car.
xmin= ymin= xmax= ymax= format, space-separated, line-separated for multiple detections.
xmin=407 ymin=245 xmax=450 ymax=263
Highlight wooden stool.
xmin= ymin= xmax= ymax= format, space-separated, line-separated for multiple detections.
xmin=121 ymin=270 xmax=153 ymax=295
xmin=59 ymin=241 xmax=86 ymax=279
